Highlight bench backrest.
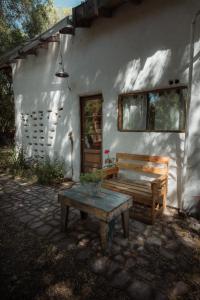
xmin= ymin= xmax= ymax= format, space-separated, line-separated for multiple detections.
xmin=116 ymin=153 xmax=169 ymax=176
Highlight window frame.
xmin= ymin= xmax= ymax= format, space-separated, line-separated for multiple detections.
xmin=118 ymin=85 xmax=187 ymax=133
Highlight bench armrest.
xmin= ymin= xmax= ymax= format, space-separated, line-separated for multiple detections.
xmin=151 ymin=175 xmax=168 ymax=195
xmin=152 ymin=175 xmax=167 ymax=185
xmin=101 ymin=166 xmax=119 ymax=178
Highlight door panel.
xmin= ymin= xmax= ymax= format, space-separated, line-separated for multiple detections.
xmin=80 ymin=95 xmax=102 ymax=173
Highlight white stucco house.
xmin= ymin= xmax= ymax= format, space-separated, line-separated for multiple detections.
xmin=1 ymin=0 xmax=200 ymax=218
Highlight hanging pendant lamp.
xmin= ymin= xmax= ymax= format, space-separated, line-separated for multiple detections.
xmin=55 ymin=35 xmax=69 ymax=78
xmin=55 ymin=61 xmax=69 ymax=78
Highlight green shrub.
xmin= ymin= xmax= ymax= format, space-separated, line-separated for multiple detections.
xmin=35 ymin=156 xmax=64 ymax=185
xmin=0 ymin=146 xmax=66 ymax=184
xmin=0 ymin=147 xmax=13 ymax=170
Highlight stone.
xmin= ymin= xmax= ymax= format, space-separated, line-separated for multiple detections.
xmin=125 ymin=257 xmax=136 ymax=269
xmin=76 ymin=248 xmax=91 ymax=261
xmin=155 ymin=292 xmax=168 ymax=300
xmin=160 ymin=234 xmax=168 ymax=242
xmin=114 ymin=254 xmax=125 ymax=264
xmin=164 ymin=241 xmax=179 ymax=251
xmin=137 ymin=246 xmax=144 ymax=252
xmin=112 ymin=244 xmax=121 ymax=255
xmin=163 ymin=228 xmax=174 ymax=238
xmin=136 ymin=236 xmax=145 ymax=246
xmin=77 ymin=233 xmax=88 ymax=240
xmin=146 ymin=237 xmax=162 ymax=247
xmin=50 ymin=232 xmax=66 ymax=243
xmin=188 ymin=219 xmax=200 ymax=232
xmin=114 ymin=237 xmax=129 ymax=247
xmin=181 ymin=235 xmax=198 ymax=248
xmin=136 ymin=256 xmax=149 ymax=266
xmin=128 ymin=280 xmax=153 ymax=300
xmin=47 ymin=219 xmax=60 ymax=227
xmin=123 ymin=250 xmax=131 ymax=256
xmin=110 ymin=270 xmax=131 ymax=288
xmin=135 ymin=270 xmax=155 ymax=281
xmin=159 ymin=248 xmax=175 ymax=260
xmin=171 ymin=281 xmax=189 ymax=297
xmin=91 ymin=257 xmax=108 ymax=274
xmin=36 ymin=224 xmax=53 ymax=236
xmin=106 ymin=261 xmax=120 ymax=277
xmin=19 ymin=215 xmax=35 ymax=223
xmin=29 ymin=220 xmax=45 ymax=229
xmin=132 ymin=220 xmax=146 ymax=233
xmin=78 ymin=238 xmax=90 ymax=247
xmin=47 ymin=228 xmax=61 ymax=239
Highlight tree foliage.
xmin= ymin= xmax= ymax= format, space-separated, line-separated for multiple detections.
xmin=0 ymin=71 xmax=14 ymax=135
xmin=0 ymin=0 xmax=61 ymax=138
xmin=0 ymin=0 xmax=57 ymax=44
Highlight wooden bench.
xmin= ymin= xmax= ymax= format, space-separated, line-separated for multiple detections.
xmin=102 ymin=153 xmax=169 ymax=224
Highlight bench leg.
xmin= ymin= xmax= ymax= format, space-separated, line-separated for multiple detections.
xmin=151 ymin=199 xmax=155 ymax=224
xmin=80 ymin=211 xmax=88 ymax=220
xmin=61 ymin=203 xmax=69 ymax=232
xmin=163 ymin=185 xmax=167 ymax=210
xmin=121 ymin=210 xmax=129 ymax=238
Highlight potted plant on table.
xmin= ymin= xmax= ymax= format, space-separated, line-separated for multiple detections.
xmin=80 ymin=170 xmax=103 ymax=196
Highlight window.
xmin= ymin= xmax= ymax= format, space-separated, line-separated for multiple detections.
xmin=118 ymin=86 xmax=187 ymax=132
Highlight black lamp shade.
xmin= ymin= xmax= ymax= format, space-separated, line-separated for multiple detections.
xmin=55 ymin=62 xmax=69 ymax=78
xmin=55 ymin=71 xmax=69 ymax=78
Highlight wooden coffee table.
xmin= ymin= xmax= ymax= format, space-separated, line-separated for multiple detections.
xmin=58 ymin=186 xmax=132 ymax=252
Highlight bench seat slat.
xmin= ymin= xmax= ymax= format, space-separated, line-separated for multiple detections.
xmin=104 ymin=179 xmax=152 ymax=193
xmin=102 ymin=182 xmax=155 ymax=205
xmin=103 ymin=180 xmax=152 ymax=196
xmin=116 ymin=153 xmax=169 ymax=164
xmin=117 ymin=162 xmax=167 ymax=175
xmin=110 ymin=178 xmax=151 ymax=189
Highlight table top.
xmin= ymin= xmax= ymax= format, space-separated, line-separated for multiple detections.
xmin=58 ymin=185 xmax=132 ymax=213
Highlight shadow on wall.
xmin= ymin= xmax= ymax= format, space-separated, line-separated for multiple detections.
xmin=14 ymin=41 xmax=74 ymax=178
xmin=183 ymin=55 xmax=200 ymax=219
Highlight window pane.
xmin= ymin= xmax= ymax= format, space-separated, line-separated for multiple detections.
xmin=148 ymin=89 xmax=185 ymax=131
xmin=122 ymin=94 xmax=147 ymax=130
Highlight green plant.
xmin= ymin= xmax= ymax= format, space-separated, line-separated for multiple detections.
xmin=0 ymin=147 xmax=12 ymax=170
xmin=35 ymin=156 xmax=64 ymax=185
xmin=9 ymin=147 xmax=28 ymax=176
xmin=80 ymin=170 xmax=103 ymax=184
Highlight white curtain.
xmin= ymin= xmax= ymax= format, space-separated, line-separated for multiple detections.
xmin=123 ymin=94 xmax=147 ymax=130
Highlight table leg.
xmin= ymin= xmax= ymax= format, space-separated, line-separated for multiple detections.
xmin=61 ymin=203 xmax=69 ymax=232
xmin=121 ymin=210 xmax=129 ymax=238
xmin=108 ymin=219 xmax=115 ymax=244
xmin=100 ymin=221 xmax=109 ymax=252
xmin=80 ymin=211 xmax=88 ymax=220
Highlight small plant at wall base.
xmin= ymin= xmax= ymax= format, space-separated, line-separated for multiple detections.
xmin=35 ymin=156 xmax=65 ymax=185
xmin=9 ymin=147 xmax=30 ymax=177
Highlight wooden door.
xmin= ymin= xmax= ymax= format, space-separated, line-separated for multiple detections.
xmin=80 ymin=95 xmax=102 ymax=173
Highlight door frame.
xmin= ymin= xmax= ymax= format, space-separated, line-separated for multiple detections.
xmin=80 ymin=94 xmax=103 ymax=173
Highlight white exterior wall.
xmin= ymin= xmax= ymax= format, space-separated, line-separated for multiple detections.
xmin=12 ymin=0 xmax=200 ymax=212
